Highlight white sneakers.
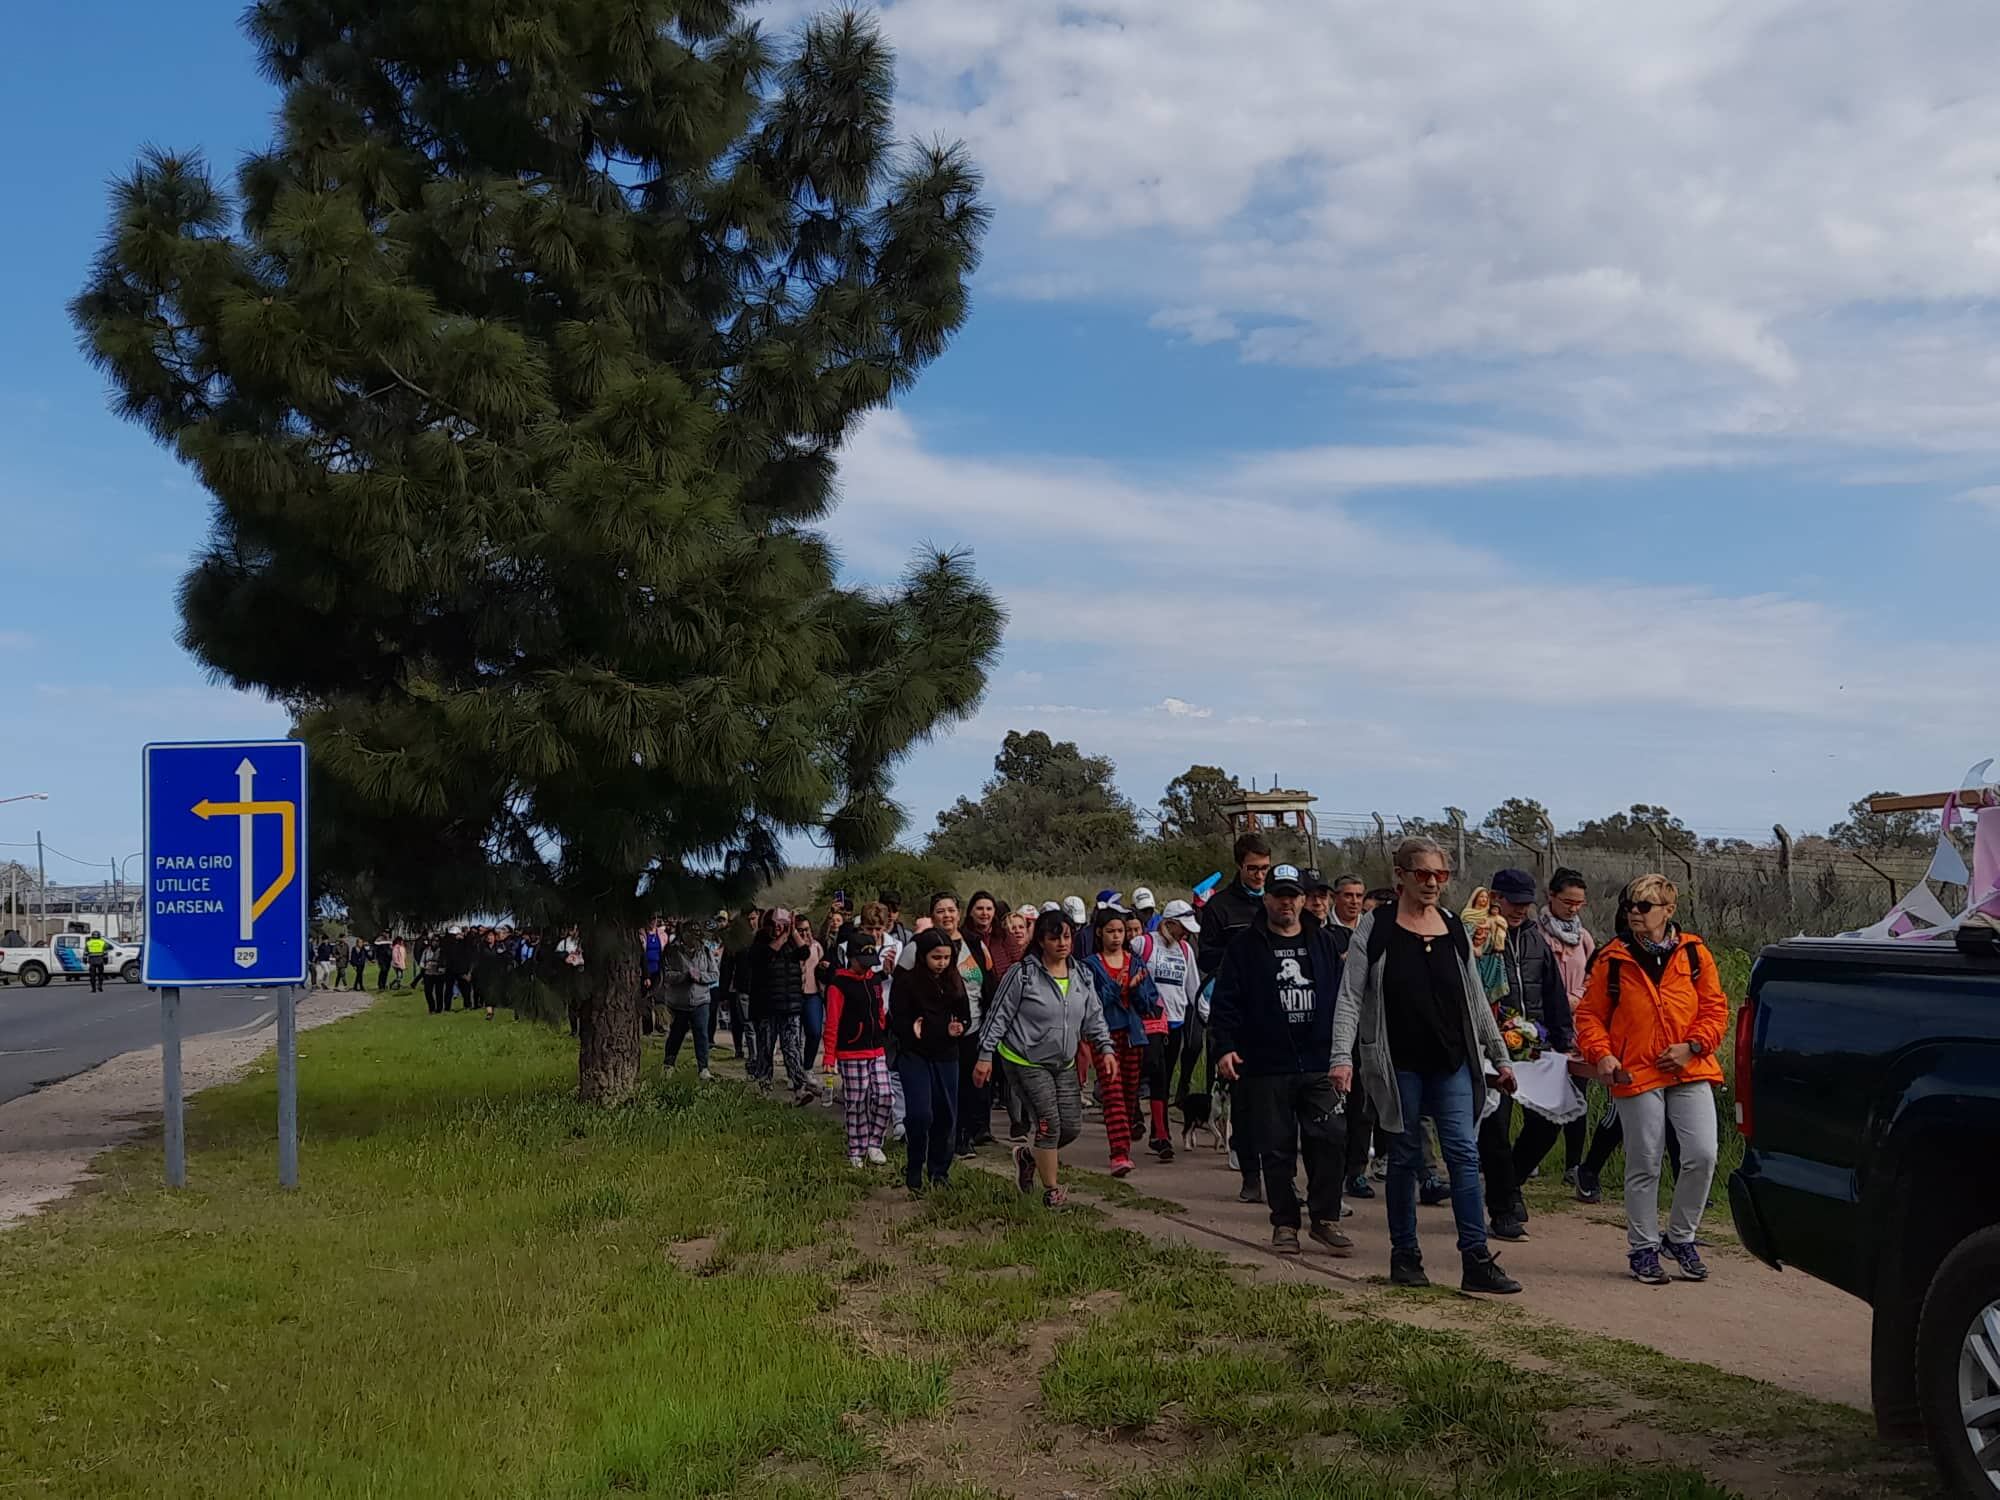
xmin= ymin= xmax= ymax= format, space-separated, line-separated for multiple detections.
xmin=865 ymin=1147 xmax=888 ymax=1165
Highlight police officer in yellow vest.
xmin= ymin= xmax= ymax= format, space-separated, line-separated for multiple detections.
xmin=84 ymin=931 xmax=110 ymax=993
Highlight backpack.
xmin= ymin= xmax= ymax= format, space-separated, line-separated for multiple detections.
xmin=1591 ymin=938 xmax=1701 ymax=1013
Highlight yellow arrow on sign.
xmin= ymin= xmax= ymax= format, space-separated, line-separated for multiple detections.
xmin=191 ymin=798 xmax=298 ymax=923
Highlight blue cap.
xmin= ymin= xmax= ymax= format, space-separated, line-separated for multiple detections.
xmin=1491 ymin=868 xmax=1538 ymax=903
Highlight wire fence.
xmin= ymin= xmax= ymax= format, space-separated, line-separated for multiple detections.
xmin=1306 ymin=812 xmax=1935 ymax=952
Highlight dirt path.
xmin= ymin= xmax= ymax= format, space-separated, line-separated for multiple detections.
xmin=1071 ymin=1143 xmax=1872 ymax=1411
xmin=0 ymin=988 xmax=379 ymax=1229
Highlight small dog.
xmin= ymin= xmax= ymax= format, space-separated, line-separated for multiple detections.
xmin=1180 ymin=1087 xmax=1229 ymax=1153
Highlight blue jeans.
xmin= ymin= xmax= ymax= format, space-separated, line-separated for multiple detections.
xmin=896 ymin=1054 xmax=959 ymax=1189
xmin=663 ymin=1005 xmax=711 ymax=1073
xmin=802 ymin=993 xmax=826 ymax=1072
xmin=1387 ymin=1065 xmax=1488 ymax=1256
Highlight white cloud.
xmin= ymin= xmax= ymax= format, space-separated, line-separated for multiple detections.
xmin=828 ymin=413 xmax=2000 ymax=838
xmin=872 ymin=0 xmax=2000 ymax=449
xmin=1150 ymin=307 xmax=1239 ymax=346
xmin=1951 ymin=486 xmax=2000 ymax=511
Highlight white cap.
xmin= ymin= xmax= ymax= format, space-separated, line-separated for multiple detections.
xmin=1062 ymin=896 xmax=1088 ymax=923
xmin=1133 ymin=887 xmax=1157 ymax=911
xmin=1015 ymin=904 xmax=1039 ymax=920
xmin=1159 ymin=899 xmax=1201 ymax=933
xmin=1041 ymin=901 xmax=1061 ymax=913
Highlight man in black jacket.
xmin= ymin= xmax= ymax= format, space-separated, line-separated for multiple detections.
xmin=1488 ymin=867 xmax=1576 ymax=1229
xmin=1209 ymin=863 xmax=1353 ymax=1257
xmin=1198 ymin=833 xmax=1275 ymax=1200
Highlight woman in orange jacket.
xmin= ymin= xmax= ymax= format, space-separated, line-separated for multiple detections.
xmin=1571 ymin=874 xmax=1727 ymax=1286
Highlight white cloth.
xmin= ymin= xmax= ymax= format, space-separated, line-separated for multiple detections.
xmin=1480 ymin=1052 xmax=1588 ymax=1125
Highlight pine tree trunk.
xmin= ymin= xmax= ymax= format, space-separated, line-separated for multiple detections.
xmin=577 ymin=920 xmax=642 ymax=1104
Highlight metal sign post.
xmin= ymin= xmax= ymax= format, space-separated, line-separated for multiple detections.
xmin=277 ymin=985 xmax=297 ymax=1189
xmin=143 ymin=741 xmax=309 ymax=1190
xmin=162 ymin=986 xmax=185 ymax=1188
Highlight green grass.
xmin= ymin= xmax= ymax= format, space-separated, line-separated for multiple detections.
xmin=1120 ymin=1451 xmax=1743 ymax=1500
xmin=0 ymin=1003 xmax=939 ymax=1499
xmin=0 ymin=993 xmax=1885 ymax=1500
xmin=1041 ymin=1275 xmax=1568 ymax=1452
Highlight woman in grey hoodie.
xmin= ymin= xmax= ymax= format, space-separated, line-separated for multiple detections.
xmin=975 ymin=910 xmax=1118 ymax=1209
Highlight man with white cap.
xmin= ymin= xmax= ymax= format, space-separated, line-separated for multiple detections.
xmin=1132 ymin=887 xmax=1160 ymax=934
xmin=1210 ymin=863 xmax=1353 ymax=1256
xmin=1062 ymin=896 xmax=1093 ymax=958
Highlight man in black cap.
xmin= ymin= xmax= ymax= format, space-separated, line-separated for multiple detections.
xmin=1483 ymin=867 xmax=1574 ymax=1232
xmin=1210 ymin=863 xmax=1353 ymax=1257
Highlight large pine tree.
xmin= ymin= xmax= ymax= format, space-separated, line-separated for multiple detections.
xmin=74 ymin=0 xmax=1002 ymax=1100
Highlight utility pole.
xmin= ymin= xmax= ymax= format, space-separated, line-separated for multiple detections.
xmin=36 ymin=831 xmax=45 ymax=942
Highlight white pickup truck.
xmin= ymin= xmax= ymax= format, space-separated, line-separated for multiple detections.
xmin=0 ymin=933 xmax=144 ymax=987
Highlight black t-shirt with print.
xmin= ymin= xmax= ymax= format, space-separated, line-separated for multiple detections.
xmin=1269 ymin=937 xmax=1317 ymax=1031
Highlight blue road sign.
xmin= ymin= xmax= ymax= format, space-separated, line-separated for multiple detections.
xmin=143 ymin=741 xmax=308 ymax=987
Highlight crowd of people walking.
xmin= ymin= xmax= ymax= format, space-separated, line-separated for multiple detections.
xmin=342 ymin=835 xmax=1729 ymax=1293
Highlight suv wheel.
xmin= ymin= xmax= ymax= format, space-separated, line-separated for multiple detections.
xmin=120 ymin=961 xmax=141 ymax=985
xmin=17 ymin=962 xmax=47 ymax=988
xmin=1918 ymin=1226 xmax=2000 ymax=1494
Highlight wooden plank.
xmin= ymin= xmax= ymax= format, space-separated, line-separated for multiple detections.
xmin=1868 ymin=792 xmax=1956 ymax=812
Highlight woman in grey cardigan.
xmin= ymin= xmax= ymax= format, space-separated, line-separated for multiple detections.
xmin=1331 ymin=836 xmax=1522 ymax=1295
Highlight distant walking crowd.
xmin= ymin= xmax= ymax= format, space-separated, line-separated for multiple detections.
xmin=310 ymin=924 xmax=560 ymax=1020
xmin=335 ymin=830 xmax=1728 ymax=1293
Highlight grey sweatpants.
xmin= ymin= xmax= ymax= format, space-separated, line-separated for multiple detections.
xmin=1615 ymin=1081 xmax=1719 ymax=1251
xmin=1003 ymin=1057 xmax=1083 ymax=1150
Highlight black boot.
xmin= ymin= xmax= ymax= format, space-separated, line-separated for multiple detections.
xmin=1389 ymin=1248 xmax=1429 ymax=1288
xmin=1461 ymin=1250 xmax=1522 ymax=1295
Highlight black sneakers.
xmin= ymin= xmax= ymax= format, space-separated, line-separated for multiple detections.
xmin=1389 ymin=1248 xmax=1429 ymax=1287
xmin=1273 ymin=1225 xmax=1301 ymax=1256
xmin=1461 ymin=1251 xmax=1522 ymax=1295
xmin=1308 ymin=1221 xmax=1354 ymax=1257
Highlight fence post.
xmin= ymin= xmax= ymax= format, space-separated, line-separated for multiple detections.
xmin=1539 ymin=813 xmax=1561 ymax=875
xmin=1373 ymin=813 xmax=1390 ymax=884
xmin=1850 ymin=850 xmax=1899 ymax=911
xmin=1773 ymin=824 xmax=1794 ymax=910
xmin=1449 ymin=809 xmax=1466 ymax=879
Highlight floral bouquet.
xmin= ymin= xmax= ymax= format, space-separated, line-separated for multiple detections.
xmin=1496 ymin=1010 xmax=1543 ymax=1062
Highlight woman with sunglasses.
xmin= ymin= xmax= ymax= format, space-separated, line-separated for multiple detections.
xmin=1332 ymin=836 xmax=1522 ymax=1295
xmin=1572 ymin=874 xmax=1726 ymax=1285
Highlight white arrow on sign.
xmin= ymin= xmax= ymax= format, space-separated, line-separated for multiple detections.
xmin=237 ymin=758 xmax=255 ymax=943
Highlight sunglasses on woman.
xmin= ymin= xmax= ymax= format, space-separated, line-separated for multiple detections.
xmin=1624 ymin=900 xmax=1661 ymax=915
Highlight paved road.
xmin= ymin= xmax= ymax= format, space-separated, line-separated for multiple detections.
xmin=0 ymin=983 xmax=283 ymax=1105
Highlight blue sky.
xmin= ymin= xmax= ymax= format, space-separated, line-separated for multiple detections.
xmin=9 ymin=0 xmax=2000 ymax=883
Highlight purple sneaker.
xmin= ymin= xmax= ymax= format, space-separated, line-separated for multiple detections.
xmin=1013 ymin=1145 xmax=1037 ymax=1196
xmin=1663 ymin=1239 xmax=1709 ymax=1282
xmin=1629 ymin=1247 xmax=1672 ymax=1285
